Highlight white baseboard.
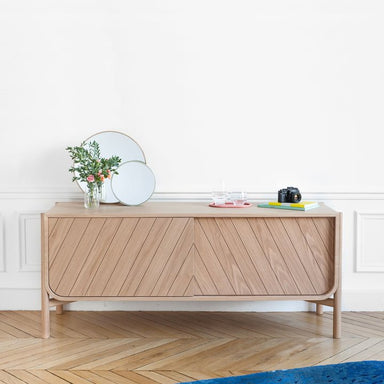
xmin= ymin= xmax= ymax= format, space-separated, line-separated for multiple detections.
xmin=342 ymin=289 xmax=384 ymax=311
xmin=0 ymin=288 xmax=382 ymax=312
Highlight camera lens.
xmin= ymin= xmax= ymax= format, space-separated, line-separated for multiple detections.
xmin=292 ymin=193 xmax=301 ymax=203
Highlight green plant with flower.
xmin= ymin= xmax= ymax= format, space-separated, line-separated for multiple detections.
xmin=66 ymin=141 xmax=121 ymax=194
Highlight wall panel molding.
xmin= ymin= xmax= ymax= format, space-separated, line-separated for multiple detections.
xmin=355 ymin=211 xmax=384 ymax=272
xmin=0 ymin=215 xmax=4 ymax=272
xmin=18 ymin=212 xmax=41 ymax=272
xmin=1 ymin=188 xmax=384 ymax=201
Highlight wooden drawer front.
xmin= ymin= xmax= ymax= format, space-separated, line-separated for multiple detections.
xmin=48 ymin=217 xmax=194 ymax=297
xmin=194 ymin=218 xmax=334 ymax=296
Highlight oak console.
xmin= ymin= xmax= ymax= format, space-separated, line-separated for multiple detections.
xmin=41 ymin=202 xmax=342 ymax=338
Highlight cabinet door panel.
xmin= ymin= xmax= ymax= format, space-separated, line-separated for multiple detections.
xmin=48 ymin=217 xmax=193 ymax=297
xmin=195 ymin=218 xmax=334 ymax=296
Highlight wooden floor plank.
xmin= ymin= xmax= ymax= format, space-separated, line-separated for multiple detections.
xmin=361 ymin=311 xmax=384 ymax=321
xmin=97 ymin=312 xmax=172 ymax=338
xmin=20 ymin=310 xmax=94 ymax=339
xmin=0 ymin=311 xmax=382 ymax=383
xmin=193 ymin=337 xmax=281 ymax=372
xmin=286 ymin=312 xmax=361 ymax=338
xmin=95 ymin=339 xmax=209 ymax=371
xmin=5 ymin=370 xmax=48 ymax=384
xmin=72 ymin=370 xmax=116 ymax=384
xmin=165 ymin=312 xmax=267 ymax=339
xmin=126 ymin=313 xmax=200 ymax=339
xmin=27 ymin=370 xmax=71 ymax=384
xmin=315 ymin=337 xmax=384 ymax=364
xmin=263 ymin=338 xmax=363 ymax=371
xmin=0 ymin=327 xmax=17 ymax=339
xmin=0 ymin=339 xmax=38 ymax=356
xmin=155 ymin=370 xmax=195 ymax=383
xmin=70 ymin=312 xmax=139 ymax=338
xmin=241 ymin=312 xmax=327 ymax=338
xmin=136 ymin=371 xmax=177 ymax=384
xmin=50 ymin=314 xmax=120 ymax=339
xmin=1 ymin=339 xmax=84 ymax=369
xmin=338 ymin=312 xmax=384 ymax=336
xmin=0 ymin=313 xmax=39 ymax=338
xmin=197 ymin=312 xmax=280 ymax=338
xmin=72 ymin=339 xmax=177 ymax=371
xmin=92 ymin=370 xmax=141 ymax=384
xmin=137 ymin=339 xmax=237 ymax=371
xmin=112 ymin=370 xmax=162 ymax=384
xmin=132 ymin=313 xmax=207 ymax=339
xmin=33 ymin=339 xmax=138 ymax=370
xmin=0 ymin=370 xmax=26 ymax=384
xmin=140 ymin=312 xmax=218 ymax=339
xmin=176 ymin=370 xmax=222 ymax=381
xmin=47 ymin=370 xmax=94 ymax=384
xmin=342 ymin=339 xmax=384 ymax=362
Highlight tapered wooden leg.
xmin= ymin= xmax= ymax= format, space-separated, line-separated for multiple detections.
xmin=333 ymin=289 xmax=341 ymax=339
xmin=56 ymin=304 xmax=64 ymax=315
xmin=41 ymin=289 xmax=50 ymax=338
xmin=316 ymin=303 xmax=324 ymax=315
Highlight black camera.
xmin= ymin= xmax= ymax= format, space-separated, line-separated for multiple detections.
xmin=278 ymin=187 xmax=302 ymax=203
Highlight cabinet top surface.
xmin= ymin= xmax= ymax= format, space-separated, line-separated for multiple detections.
xmin=44 ymin=201 xmax=340 ymax=218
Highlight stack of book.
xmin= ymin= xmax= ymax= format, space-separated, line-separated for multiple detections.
xmin=257 ymin=201 xmax=319 ymax=211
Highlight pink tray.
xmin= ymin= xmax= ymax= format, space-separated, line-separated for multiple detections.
xmin=209 ymin=202 xmax=252 ymax=208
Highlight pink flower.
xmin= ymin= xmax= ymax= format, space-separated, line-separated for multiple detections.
xmin=87 ymin=175 xmax=95 ymax=182
xmin=100 ymin=175 xmax=105 ymax=182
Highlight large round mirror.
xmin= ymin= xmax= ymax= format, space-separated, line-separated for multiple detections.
xmin=76 ymin=131 xmax=146 ymax=203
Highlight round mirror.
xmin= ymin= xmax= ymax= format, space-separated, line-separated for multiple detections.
xmin=111 ymin=161 xmax=156 ymax=206
xmin=76 ymin=131 xmax=146 ymax=203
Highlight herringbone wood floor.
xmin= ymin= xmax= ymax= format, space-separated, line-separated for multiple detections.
xmin=0 ymin=311 xmax=383 ymax=383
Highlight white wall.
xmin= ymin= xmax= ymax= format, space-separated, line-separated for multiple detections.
xmin=1 ymin=0 xmax=384 ymax=311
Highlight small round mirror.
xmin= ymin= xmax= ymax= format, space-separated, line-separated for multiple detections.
xmin=111 ymin=161 xmax=156 ymax=206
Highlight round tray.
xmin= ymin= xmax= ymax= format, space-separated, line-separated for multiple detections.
xmin=209 ymin=202 xmax=252 ymax=208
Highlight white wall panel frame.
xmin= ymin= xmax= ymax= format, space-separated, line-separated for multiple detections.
xmin=355 ymin=210 xmax=384 ymax=272
xmin=0 ymin=214 xmax=5 ymax=272
xmin=18 ymin=211 xmax=42 ymax=272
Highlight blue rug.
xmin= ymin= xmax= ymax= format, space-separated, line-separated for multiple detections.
xmin=181 ymin=361 xmax=384 ymax=384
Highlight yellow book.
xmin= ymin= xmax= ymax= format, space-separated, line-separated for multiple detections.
xmin=258 ymin=201 xmax=319 ymax=211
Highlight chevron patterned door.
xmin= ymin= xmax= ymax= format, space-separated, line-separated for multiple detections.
xmin=48 ymin=217 xmax=194 ymax=297
xmin=194 ymin=218 xmax=335 ymax=296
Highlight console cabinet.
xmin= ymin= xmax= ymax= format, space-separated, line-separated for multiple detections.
xmin=41 ymin=202 xmax=342 ymax=338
